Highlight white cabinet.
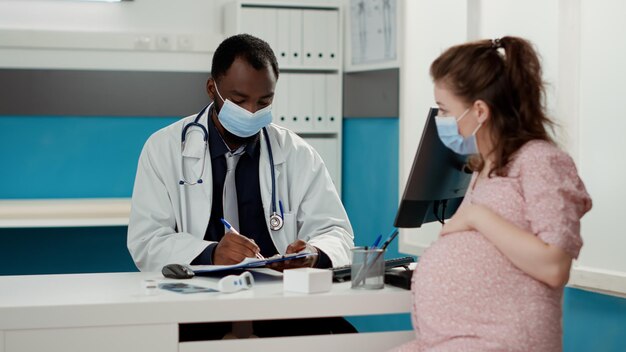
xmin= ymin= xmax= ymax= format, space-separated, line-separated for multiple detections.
xmin=304 ymin=136 xmax=340 ymax=190
xmin=224 ymin=0 xmax=343 ymax=192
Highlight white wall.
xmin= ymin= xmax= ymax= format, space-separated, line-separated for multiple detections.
xmin=0 ymin=0 xmax=222 ymax=32
xmin=0 ymin=0 xmax=230 ymax=71
xmin=473 ymin=0 xmax=562 ymax=141
xmin=398 ymin=0 xmax=468 ymax=253
xmin=575 ymin=0 xmax=626 ymax=291
xmin=399 ymin=0 xmax=626 ymax=295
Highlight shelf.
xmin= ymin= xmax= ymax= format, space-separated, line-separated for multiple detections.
xmin=569 ymin=265 xmax=626 ymax=298
xmin=0 ymin=198 xmax=131 ymax=228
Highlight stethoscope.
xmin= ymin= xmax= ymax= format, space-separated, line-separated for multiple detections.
xmin=179 ymin=103 xmax=284 ymax=231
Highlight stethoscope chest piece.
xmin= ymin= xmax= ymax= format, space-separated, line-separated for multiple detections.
xmin=269 ymin=212 xmax=284 ymax=231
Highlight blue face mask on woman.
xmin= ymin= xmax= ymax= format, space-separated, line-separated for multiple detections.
xmin=214 ymin=85 xmax=273 ymax=138
xmin=435 ymin=108 xmax=482 ymax=155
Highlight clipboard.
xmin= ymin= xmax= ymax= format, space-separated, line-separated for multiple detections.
xmin=189 ymin=252 xmax=318 ymax=274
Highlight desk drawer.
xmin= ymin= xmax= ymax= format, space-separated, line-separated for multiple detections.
xmin=5 ymin=324 xmax=177 ymax=352
xmin=179 ymin=331 xmax=415 ymax=352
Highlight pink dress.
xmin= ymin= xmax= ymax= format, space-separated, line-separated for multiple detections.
xmin=392 ymin=140 xmax=592 ymax=352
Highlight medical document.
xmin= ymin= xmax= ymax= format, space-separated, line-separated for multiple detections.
xmin=190 ymin=252 xmax=318 ymax=274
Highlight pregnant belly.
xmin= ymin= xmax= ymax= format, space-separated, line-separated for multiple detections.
xmin=412 ymin=231 xmax=560 ymax=345
xmin=415 ymin=231 xmax=519 ymax=298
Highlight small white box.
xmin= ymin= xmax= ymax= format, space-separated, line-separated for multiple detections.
xmin=283 ymin=268 xmax=332 ymax=293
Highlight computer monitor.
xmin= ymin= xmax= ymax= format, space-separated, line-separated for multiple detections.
xmin=394 ymin=107 xmax=473 ymax=228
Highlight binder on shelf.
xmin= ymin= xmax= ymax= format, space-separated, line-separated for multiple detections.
xmin=300 ymin=73 xmax=315 ymax=132
xmin=325 ymin=73 xmax=340 ymax=132
xmin=274 ymin=73 xmax=289 ymax=129
xmin=276 ymin=9 xmax=290 ymax=67
xmin=303 ymin=10 xmax=324 ymax=68
xmin=325 ymin=10 xmax=339 ymax=68
xmin=241 ymin=7 xmax=278 ymax=51
xmin=288 ymin=73 xmax=303 ymax=131
xmin=288 ymin=9 xmax=303 ymax=67
xmin=312 ymin=74 xmax=326 ymax=132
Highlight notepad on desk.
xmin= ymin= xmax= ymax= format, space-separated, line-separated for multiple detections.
xmin=190 ymin=251 xmax=318 ymax=274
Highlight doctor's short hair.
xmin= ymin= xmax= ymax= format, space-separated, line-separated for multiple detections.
xmin=210 ymin=34 xmax=279 ymax=82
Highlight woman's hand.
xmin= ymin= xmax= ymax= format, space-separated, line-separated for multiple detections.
xmin=442 ymin=203 xmax=573 ymax=288
xmin=440 ymin=204 xmax=482 ymax=236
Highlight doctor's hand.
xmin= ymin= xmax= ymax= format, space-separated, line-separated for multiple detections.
xmin=267 ymin=240 xmax=319 ymax=272
xmin=213 ymin=230 xmax=261 ymax=265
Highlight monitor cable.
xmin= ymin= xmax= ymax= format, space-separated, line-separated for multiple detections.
xmin=433 ymin=199 xmax=448 ymax=225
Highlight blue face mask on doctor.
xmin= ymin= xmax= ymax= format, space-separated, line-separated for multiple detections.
xmin=214 ymin=84 xmax=273 ymax=138
xmin=435 ymin=108 xmax=482 ymax=155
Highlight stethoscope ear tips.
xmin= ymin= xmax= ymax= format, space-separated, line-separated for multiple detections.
xmin=197 ymin=179 xmax=203 ymax=184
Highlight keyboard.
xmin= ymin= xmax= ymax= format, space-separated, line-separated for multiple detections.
xmin=332 ymin=256 xmax=415 ymax=282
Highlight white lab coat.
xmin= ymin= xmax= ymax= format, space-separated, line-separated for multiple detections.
xmin=127 ymin=110 xmax=354 ymax=272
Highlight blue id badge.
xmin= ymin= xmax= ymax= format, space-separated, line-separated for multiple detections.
xmin=158 ymin=282 xmax=218 ymax=294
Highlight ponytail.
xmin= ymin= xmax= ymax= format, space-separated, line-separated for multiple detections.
xmin=499 ymin=36 xmax=553 ymax=140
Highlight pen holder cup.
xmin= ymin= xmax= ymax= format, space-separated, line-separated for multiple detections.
xmin=350 ymin=247 xmax=385 ymax=290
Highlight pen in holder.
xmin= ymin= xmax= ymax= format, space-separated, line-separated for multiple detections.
xmin=350 ymin=247 xmax=385 ymax=290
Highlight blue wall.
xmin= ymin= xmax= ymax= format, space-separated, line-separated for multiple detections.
xmin=1 ymin=115 xmax=626 ymax=351
xmin=0 ymin=115 xmax=177 ymax=274
xmin=342 ymin=117 xmax=413 ymax=332
xmin=0 ymin=116 xmax=178 ymax=199
xmin=564 ymin=287 xmax=626 ymax=352
xmin=342 ymin=118 xmax=401 ymax=256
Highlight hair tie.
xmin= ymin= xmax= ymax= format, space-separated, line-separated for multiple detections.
xmin=491 ymin=38 xmax=502 ymax=49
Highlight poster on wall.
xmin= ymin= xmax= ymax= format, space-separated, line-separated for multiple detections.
xmin=346 ymin=0 xmax=399 ymax=72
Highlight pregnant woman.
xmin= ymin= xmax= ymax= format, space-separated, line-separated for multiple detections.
xmin=392 ymin=36 xmax=592 ymax=351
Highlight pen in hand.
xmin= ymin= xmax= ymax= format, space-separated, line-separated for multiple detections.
xmin=220 ymin=218 xmax=265 ymax=260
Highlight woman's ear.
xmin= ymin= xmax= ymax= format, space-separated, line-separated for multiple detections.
xmin=474 ymin=100 xmax=491 ymax=124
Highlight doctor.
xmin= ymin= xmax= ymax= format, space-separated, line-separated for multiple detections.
xmin=127 ymin=34 xmax=354 ymax=274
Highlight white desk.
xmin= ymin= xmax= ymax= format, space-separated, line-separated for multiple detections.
xmin=0 ymin=270 xmax=414 ymax=352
